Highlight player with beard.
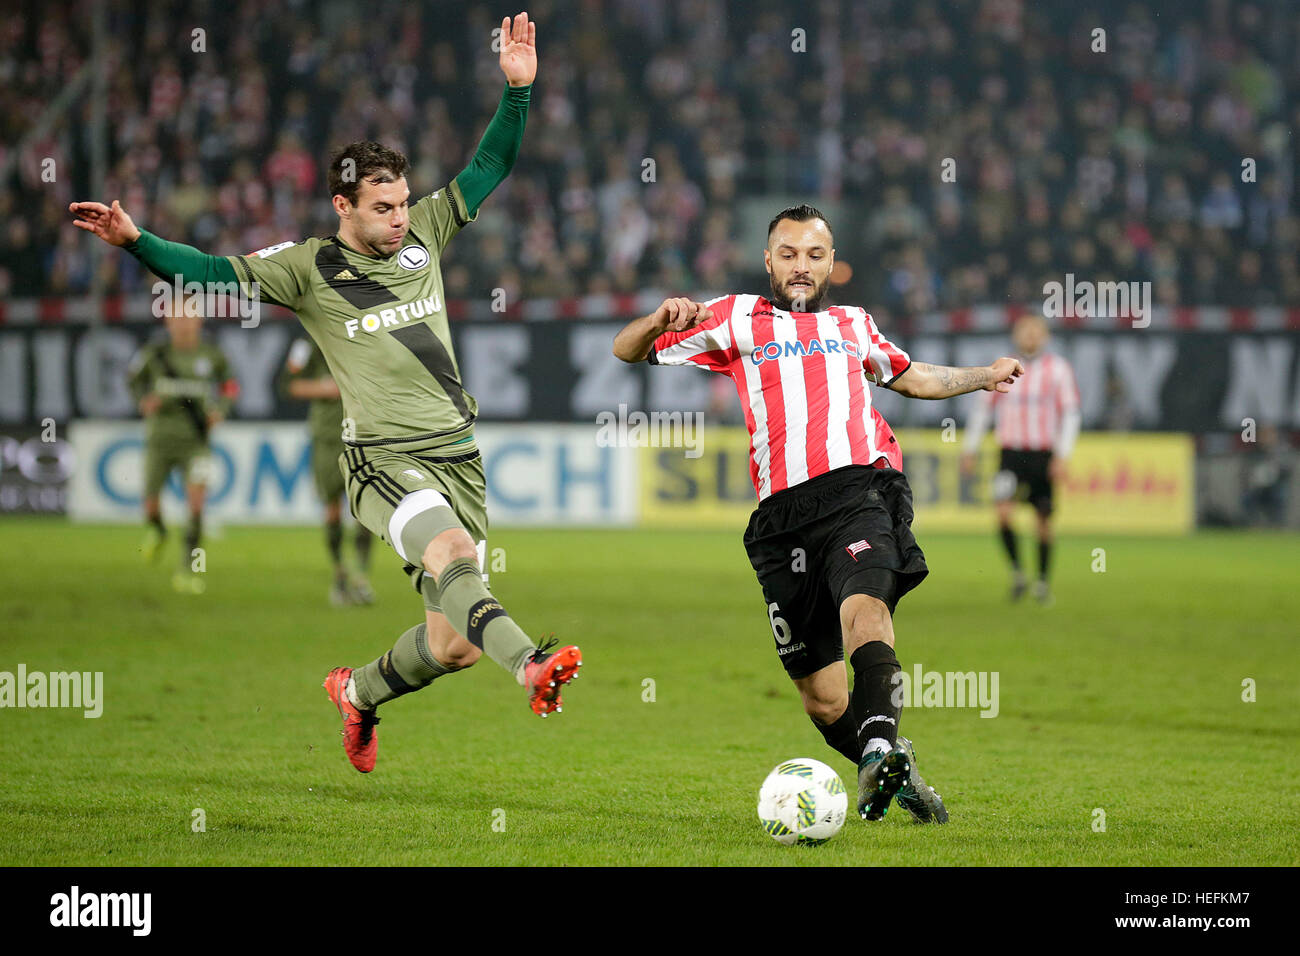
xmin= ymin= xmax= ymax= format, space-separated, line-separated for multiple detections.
xmin=613 ymin=204 xmax=1024 ymax=823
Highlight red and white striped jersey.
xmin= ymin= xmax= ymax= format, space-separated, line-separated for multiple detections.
xmin=973 ymin=350 xmax=1080 ymax=451
xmin=650 ymin=293 xmax=912 ymax=500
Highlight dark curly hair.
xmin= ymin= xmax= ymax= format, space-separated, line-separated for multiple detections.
xmin=327 ymin=141 xmax=411 ymax=206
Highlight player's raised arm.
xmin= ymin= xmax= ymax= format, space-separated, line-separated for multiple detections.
xmin=69 ymin=199 xmax=239 ymax=288
xmin=613 ymin=298 xmax=713 ymax=363
xmin=448 ymin=12 xmax=537 ymax=219
xmin=498 ymin=11 xmax=537 ymax=87
xmin=888 ymin=357 xmax=1024 ymax=400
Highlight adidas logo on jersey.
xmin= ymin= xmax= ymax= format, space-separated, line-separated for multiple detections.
xmin=343 ymin=294 xmax=443 ymax=338
xmin=334 ymin=268 xmax=359 ymax=281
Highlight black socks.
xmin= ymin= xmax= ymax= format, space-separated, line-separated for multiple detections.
xmin=849 ymin=641 xmax=902 ymax=758
xmin=326 ymin=520 xmax=343 ymax=564
xmin=1000 ymin=525 xmax=1020 ymax=569
xmin=812 ymin=706 xmax=861 ymax=763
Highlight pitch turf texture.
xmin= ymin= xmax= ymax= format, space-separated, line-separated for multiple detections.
xmin=1 ymin=519 xmax=1296 ymax=866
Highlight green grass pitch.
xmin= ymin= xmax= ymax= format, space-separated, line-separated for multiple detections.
xmin=1 ymin=518 xmax=1296 ymax=866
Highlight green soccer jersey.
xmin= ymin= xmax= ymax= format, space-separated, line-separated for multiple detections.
xmin=285 ymin=337 xmax=344 ymax=445
xmin=228 ymin=179 xmax=478 ymax=451
xmin=127 ymin=340 xmax=235 ymax=439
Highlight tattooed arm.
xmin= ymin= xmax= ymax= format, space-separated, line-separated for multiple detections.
xmin=887 ymin=357 xmax=1024 ymax=399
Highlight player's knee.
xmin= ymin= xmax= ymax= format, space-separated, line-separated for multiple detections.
xmin=425 ymin=616 xmax=482 ymax=669
xmin=439 ymin=642 xmax=481 ymax=670
xmin=803 ymin=693 xmax=848 ymax=725
xmin=842 ymin=595 xmax=891 ymax=645
xmin=389 ymin=489 xmax=468 ymax=575
xmin=421 ymin=528 xmax=477 ymax=577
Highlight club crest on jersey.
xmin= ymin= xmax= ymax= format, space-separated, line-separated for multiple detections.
xmin=397 ymin=245 xmax=430 ymax=271
xmin=845 ymin=539 xmax=872 ymax=561
xmin=750 ymin=338 xmax=861 ymax=365
xmin=343 ymin=294 xmax=442 ymax=338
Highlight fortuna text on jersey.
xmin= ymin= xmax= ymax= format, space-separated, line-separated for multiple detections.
xmin=343 ymin=294 xmax=443 ymax=339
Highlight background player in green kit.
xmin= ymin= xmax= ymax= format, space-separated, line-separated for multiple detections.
xmin=127 ymin=295 xmax=238 ymax=595
xmin=283 ymin=336 xmax=375 ymax=607
xmin=71 ymin=12 xmax=581 ymax=774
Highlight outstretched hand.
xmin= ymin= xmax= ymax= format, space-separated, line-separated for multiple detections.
xmin=986 ymin=356 xmax=1024 ymax=393
xmin=69 ymin=200 xmax=141 ymax=247
xmin=499 ymin=12 xmax=537 ymax=87
xmin=655 ymin=297 xmax=712 ymax=334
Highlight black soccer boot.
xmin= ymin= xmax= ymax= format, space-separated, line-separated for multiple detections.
xmin=857 ymin=743 xmax=910 ymax=821
xmin=893 ymin=736 xmax=949 ymax=823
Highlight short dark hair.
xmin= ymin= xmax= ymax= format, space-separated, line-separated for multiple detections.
xmin=327 ymin=141 xmax=411 ymax=206
xmin=767 ymin=203 xmax=832 ymax=242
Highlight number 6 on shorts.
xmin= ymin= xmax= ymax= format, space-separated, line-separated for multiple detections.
xmin=768 ymin=602 xmax=792 ymax=646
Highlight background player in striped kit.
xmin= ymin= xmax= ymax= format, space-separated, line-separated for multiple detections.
xmin=283 ymin=337 xmax=374 ymax=607
xmin=961 ymin=315 xmax=1081 ymax=605
xmin=613 ymin=204 xmax=1023 ymax=824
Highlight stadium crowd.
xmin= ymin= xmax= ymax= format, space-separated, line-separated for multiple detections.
xmin=2 ymin=0 xmax=1297 ymax=316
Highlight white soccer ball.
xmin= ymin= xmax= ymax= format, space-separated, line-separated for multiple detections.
xmin=757 ymin=757 xmax=848 ymax=846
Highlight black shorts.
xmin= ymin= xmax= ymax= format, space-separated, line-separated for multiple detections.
xmin=996 ymin=448 xmax=1054 ymax=515
xmin=743 ymin=465 xmax=929 ymax=680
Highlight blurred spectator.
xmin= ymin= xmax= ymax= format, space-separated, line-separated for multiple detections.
xmin=1 ymin=0 xmax=1296 ymax=314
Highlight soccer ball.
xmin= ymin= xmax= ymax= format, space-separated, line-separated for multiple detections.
xmin=757 ymin=757 xmax=848 ymax=846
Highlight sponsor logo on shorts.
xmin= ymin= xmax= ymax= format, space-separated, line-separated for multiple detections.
xmin=776 ymin=642 xmax=806 ymax=656
xmin=401 ymin=469 xmax=426 ymax=481
xmin=845 ymin=539 xmax=872 ymax=561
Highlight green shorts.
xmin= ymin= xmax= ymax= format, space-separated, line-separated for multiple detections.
xmin=340 ymin=442 xmax=489 ymax=612
xmin=143 ymin=430 xmax=212 ymax=498
xmin=312 ymin=433 xmax=346 ymax=503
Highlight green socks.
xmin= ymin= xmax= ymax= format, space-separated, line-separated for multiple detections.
xmin=349 ymin=558 xmax=538 ymax=710
xmin=351 ymin=623 xmax=453 ymax=709
xmin=183 ymin=515 xmax=202 ymax=570
xmin=437 ymin=557 xmax=536 ymax=681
